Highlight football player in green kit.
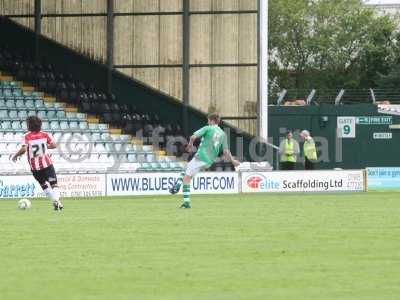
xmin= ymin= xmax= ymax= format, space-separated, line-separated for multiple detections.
xmin=169 ymin=113 xmax=240 ymax=208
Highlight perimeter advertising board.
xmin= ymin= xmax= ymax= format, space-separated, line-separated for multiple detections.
xmin=242 ymin=170 xmax=365 ymax=193
xmin=0 ymin=174 xmax=105 ymax=198
xmin=107 ymin=172 xmax=239 ymax=196
xmin=367 ymin=168 xmax=400 ymax=189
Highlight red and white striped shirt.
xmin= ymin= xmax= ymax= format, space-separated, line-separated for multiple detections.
xmin=22 ymin=131 xmax=54 ymax=171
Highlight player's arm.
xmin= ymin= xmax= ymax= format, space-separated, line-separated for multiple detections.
xmin=11 ymin=145 xmax=27 ymax=162
xmin=221 ymin=135 xmax=240 ymax=167
xmin=186 ymin=135 xmax=198 ymax=152
xmin=222 ymin=149 xmax=240 ymax=167
xmin=187 ymin=126 xmax=208 ymax=152
xmin=48 ymin=141 xmax=57 ymax=149
xmin=47 ymin=134 xmax=57 ymax=149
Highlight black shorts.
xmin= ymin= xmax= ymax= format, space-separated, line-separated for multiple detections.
xmin=31 ymin=165 xmax=58 ymax=186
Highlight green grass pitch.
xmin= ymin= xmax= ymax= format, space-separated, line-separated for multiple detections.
xmin=1 ymin=192 xmax=400 ymax=300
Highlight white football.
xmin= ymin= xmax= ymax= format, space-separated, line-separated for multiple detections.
xmin=18 ymin=198 xmax=32 ymax=210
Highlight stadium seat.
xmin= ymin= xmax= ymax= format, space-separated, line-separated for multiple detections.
xmin=13 ymin=89 xmax=22 ymax=97
xmin=37 ymin=110 xmax=47 ymax=119
xmin=9 ymin=110 xmax=17 ymax=119
xmin=44 ymin=101 xmax=54 ymax=109
xmin=108 ymin=134 xmax=118 ymax=142
xmin=6 ymin=100 xmax=15 ymax=108
xmin=6 ymin=142 xmax=18 ymax=152
xmin=66 ymin=112 xmax=77 ymax=119
xmin=119 ymin=135 xmax=130 ymax=142
xmin=69 ymin=121 xmax=79 ymax=130
xmin=56 ymin=133 xmax=69 ymax=146
xmin=23 ymin=91 xmax=33 ymax=98
xmin=0 ymin=154 xmax=14 ymax=172
xmin=2 ymin=133 xmax=11 ymax=142
xmin=50 ymin=121 xmax=60 ymax=130
xmin=127 ymin=153 xmax=137 ymax=163
xmin=0 ymin=110 xmax=8 ymax=118
xmin=47 ymin=110 xmax=56 ymax=118
xmin=159 ymin=162 xmax=171 ymax=171
xmin=56 ymin=110 xmax=66 ymax=118
xmin=137 ymin=162 xmax=151 ymax=172
xmin=3 ymin=89 xmax=12 ymax=97
xmin=53 ymin=132 xmax=62 ymax=141
xmin=150 ymin=162 xmax=161 ymax=171
xmin=114 ymin=143 xmax=124 ymax=152
xmin=169 ymin=162 xmax=182 ymax=171
xmin=0 ymin=143 xmax=7 ymax=152
xmin=25 ymin=99 xmax=34 ymax=108
xmin=79 ymin=121 xmax=88 ymax=130
xmin=115 ymin=154 xmax=128 ymax=163
xmin=101 ymin=132 xmax=110 ymax=141
xmin=105 ymin=143 xmax=114 ymax=153
xmin=15 ymin=99 xmax=24 ymax=108
xmin=35 ymin=100 xmax=45 ymax=109
xmin=54 ymin=103 xmax=65 ymax=111
xmin=124 ymin=144 xmax=134 ymax=152
xmin=42 ymin=121 xmax=50 ymax=130
xmin=91 ymin=132 xmax=101 ymax=141
xmin=98 ymin=153 xmax=111 ymax=164
xmin=137 ymin=154 xmax=146 ymax=162
xmin=146 ymin=154 xmax=155 ymax=163
xmin=27 ymin=110 xmax=36 ymax=116
xmin=50 ymin=153 xmax=61 ymax=163
xmin=89 ymin=123 xmax=99 ymax=131
xmin=60 ymin=121 xmax=69 ymax=130
xmin=143 ymin=145 xmax=153 ymax=152
xmin=95 ymin=143 xmax=106 ymax=153
xmin=99 ymin=124 xmax=108 ymax=131
xmin=3 ymin=132 xmax=15 ymax=143
xmin=18 ymin=110 xmax=28 ymax=119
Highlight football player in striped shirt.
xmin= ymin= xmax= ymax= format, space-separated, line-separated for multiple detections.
xmin=12 ymin=116 xmax=64 ymax=210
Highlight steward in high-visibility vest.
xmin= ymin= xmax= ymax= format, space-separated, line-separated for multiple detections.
xmin=279 ymin=131 xmax=300 ymax=170
xmin=300 ymin=130 xmax=317 ymax=170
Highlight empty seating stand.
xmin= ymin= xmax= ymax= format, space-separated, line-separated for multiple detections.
xmin=0 ymin=77 xmax=185 ymax=175
xmin=0 ymin=45 xmax=190 ymax=172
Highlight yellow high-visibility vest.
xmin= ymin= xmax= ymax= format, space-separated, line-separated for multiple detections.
xmin=304 ymin=138 xmax=317 ymax=161
xmin=281 ymin=139 xmax=296 ymax=162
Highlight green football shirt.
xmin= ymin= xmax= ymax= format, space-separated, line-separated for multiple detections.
xmin=193 ymin=125 xmax=228 ymax=165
